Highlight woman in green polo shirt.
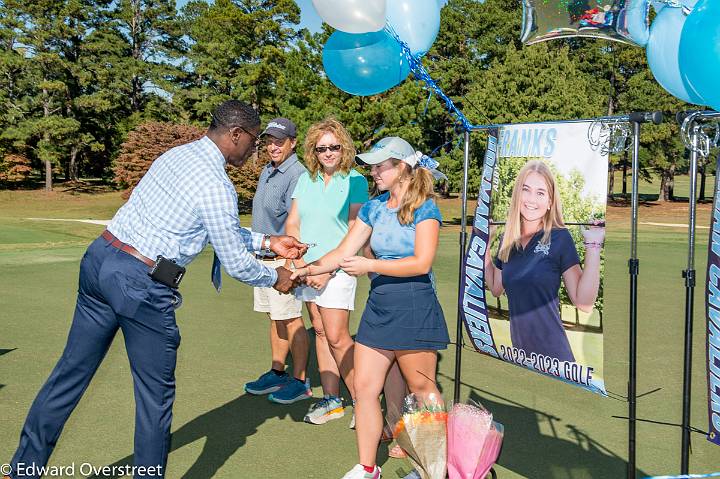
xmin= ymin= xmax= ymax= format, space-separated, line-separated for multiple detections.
xmin=286 ymin=118 xmax=369 ymax=425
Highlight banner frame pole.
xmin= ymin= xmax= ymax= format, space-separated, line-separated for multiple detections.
xmin=681 ymin=125 xmax=700 ymax=475
xmin=628 ymin=119 xmax=642 ymax=479
xmin=453 ymin=130 xmax=471 ymax=404
xmin=467 ymin=113 xmax=645 ymax=132
xmin=677 ymin=109 xmax=720 ymax=465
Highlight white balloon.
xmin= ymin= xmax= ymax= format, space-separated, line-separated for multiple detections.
xmin=311 ymin=0 xmax=387 ymax=34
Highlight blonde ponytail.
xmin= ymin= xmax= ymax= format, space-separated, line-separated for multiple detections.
xmin=394 ymin=161 xmax=436 ymax=225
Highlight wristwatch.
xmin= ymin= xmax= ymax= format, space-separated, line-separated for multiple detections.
xmin=262 ymin=235 xmax=272 ymax=255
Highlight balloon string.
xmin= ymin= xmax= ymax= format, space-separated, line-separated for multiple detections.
xmin=421 ymin=91 xmax=432 ymax=117
xmin=385 ymin=25 xmax=476 ymax=132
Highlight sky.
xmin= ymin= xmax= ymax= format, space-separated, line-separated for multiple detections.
xmin=294 ymin=0 xmax=323 ymax=32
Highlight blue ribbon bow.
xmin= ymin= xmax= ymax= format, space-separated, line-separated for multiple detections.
xmin=417 ymin=153 xmax=440 ymax=171
xmin=414 ymin=151 xmax=448 ymax=181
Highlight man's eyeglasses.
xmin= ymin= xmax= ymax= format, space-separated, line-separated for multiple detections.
xmin=314 ymin=144 xmax=342 ymax=153
xmin=233 ymin=125 xmax=260 ymax=151
xmin=212 ymin=113 xmax=260 ymax=148
xmin=238 ymin=126 xmax=260 ymax=147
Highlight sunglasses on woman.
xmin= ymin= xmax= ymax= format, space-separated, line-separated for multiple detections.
xmin=314 ymin=144 xmax=342 ymax=153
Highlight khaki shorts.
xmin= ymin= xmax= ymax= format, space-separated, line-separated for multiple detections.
xmin=253 ymin=258 xmax=303 ymax=320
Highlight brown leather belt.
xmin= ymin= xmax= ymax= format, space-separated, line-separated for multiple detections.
xmin=255 ymin=254 xmax=278 ymax=262
xmin=102 ymin=230 xmax=155 ymax=268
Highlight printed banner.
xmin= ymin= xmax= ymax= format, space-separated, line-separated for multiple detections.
xmin=460 ymin=128 xmax=500 ymax=359
xmin=460 ymin=122 xmax=608 ymax=395
xmin=705 ymin=151 xmax=720 ymax=447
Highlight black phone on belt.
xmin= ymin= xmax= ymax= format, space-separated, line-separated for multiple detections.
xmin=149 ymin=256 xmax=185 ymax=289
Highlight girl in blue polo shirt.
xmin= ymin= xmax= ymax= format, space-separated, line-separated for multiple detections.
xmin=291 ymin=137 xmax=449 ymax=479
xmin=484 ymin=160 xmax=604 ymax=363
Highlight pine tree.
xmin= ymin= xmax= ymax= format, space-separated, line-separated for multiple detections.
xmin=0 ymin=1 xmax=33 ymax=161
xmin=176 ymin=0 xmax=301 ymax=120
xmin=0 ymin=0 xmax=117 ymax=189
xmin=620 ymin=68 xmax=688 ymax=202
xmin=110 ymin=0 xmax=184 ymax=114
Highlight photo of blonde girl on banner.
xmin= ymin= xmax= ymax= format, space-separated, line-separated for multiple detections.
xmin=483 ymin=122 xmax=608 ymax=395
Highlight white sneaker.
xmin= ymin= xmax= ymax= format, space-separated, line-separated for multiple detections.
xmin=304 ymin=395 xmax=345 ymax=425
xmin=340 ymin=464 xmax=381 ymax=479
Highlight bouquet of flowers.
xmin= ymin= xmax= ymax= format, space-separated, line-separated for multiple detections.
xmin=393 ymin=393 xmax=448 ymax=479
xmin=476 ymin=421 xmax=503 ymax=479
xmin=447 ymin=402 xmax=504 ymax=479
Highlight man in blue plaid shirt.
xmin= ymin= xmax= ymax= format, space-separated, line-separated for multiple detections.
xmin=4 ymin=101 xmax=306 ymax=479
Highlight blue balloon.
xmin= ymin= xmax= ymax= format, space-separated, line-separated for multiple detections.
xmin=653 ymin=0 xmax=699 ymax=14
xmin=386 ymin=0 xmax=441 ymax=57
xmin=625 ymin=1 xmax=650 ymax=47
xmin=646 ymin=7 xmax=704 ymax=105
xmin=322 ymin=31 xmax=411 ymax=97
xmin=679 ymin=0 xmax=720 ymax=111
xmin=650 ymin=0 xmax=667 ymax=14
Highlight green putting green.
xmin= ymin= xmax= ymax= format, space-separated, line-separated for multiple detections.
xmin=0 ymin=190 xmax=717 ymax=478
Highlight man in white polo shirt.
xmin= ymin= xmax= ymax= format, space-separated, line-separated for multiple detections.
xmin=244 ymin=118 xmax=312 ymax=404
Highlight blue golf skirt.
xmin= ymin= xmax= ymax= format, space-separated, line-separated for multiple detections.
xmin=356 ymin=274 xmax=450 ymax=351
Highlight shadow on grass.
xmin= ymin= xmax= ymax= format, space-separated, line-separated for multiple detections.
xmin=444 ymin=216 xmax=474 ymax=226
xmin=59 ymin=182 xmax=116 ymax=195
xmin=609 ymin=194 xmax=715 ymax=207
xmin=238 ymin=199 xmax=252 ymax=215
xmin=609 ymin=193 xmax=660 ymax=204
xmin=1 ymin=348 xmax=16 ymax=391
xmin=461 ymin=388 xmax=648 ymax=479
xmin=88 ymin=327 xmax=346 ymax=479
xmin=88 ymin=394 xmax=307 ymax=479
xmin=87 ymin=337 xmax=446 ymax=478
xmin=660 ymin=195 xmax=713 ymax=204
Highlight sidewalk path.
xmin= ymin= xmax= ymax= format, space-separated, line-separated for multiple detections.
xmin=640 ymin=222 xmax=709 ymax=229
xmin=25 ymin=218 xmax=110 ymax=226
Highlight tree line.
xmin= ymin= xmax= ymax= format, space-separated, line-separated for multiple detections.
xmin=0 ymin=0 xmax=709 ymax=201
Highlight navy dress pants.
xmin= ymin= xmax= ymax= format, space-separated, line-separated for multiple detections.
xmin=9 ymin=235 xmax=181 ymax=479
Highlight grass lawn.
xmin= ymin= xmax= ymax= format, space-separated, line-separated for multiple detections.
xmin=608 ymin=170 xmax=716 ymax=202
xmin=0 ymin=186 xmax=718 ymax=478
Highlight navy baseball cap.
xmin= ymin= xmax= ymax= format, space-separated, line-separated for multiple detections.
xmin=261 ymin=118 xmax=297 ymax=139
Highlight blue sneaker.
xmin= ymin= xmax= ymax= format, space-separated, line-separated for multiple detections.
xmin=268 ymin=378 xmax=312 ymax=404
xmin=244 ymin=370 xmax=291 ymax=395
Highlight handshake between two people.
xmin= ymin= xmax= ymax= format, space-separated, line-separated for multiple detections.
xmin=268 ymin=235 xmax=377 ymax=294
xmin=268 ymin=235 xmax=308 ymax=294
